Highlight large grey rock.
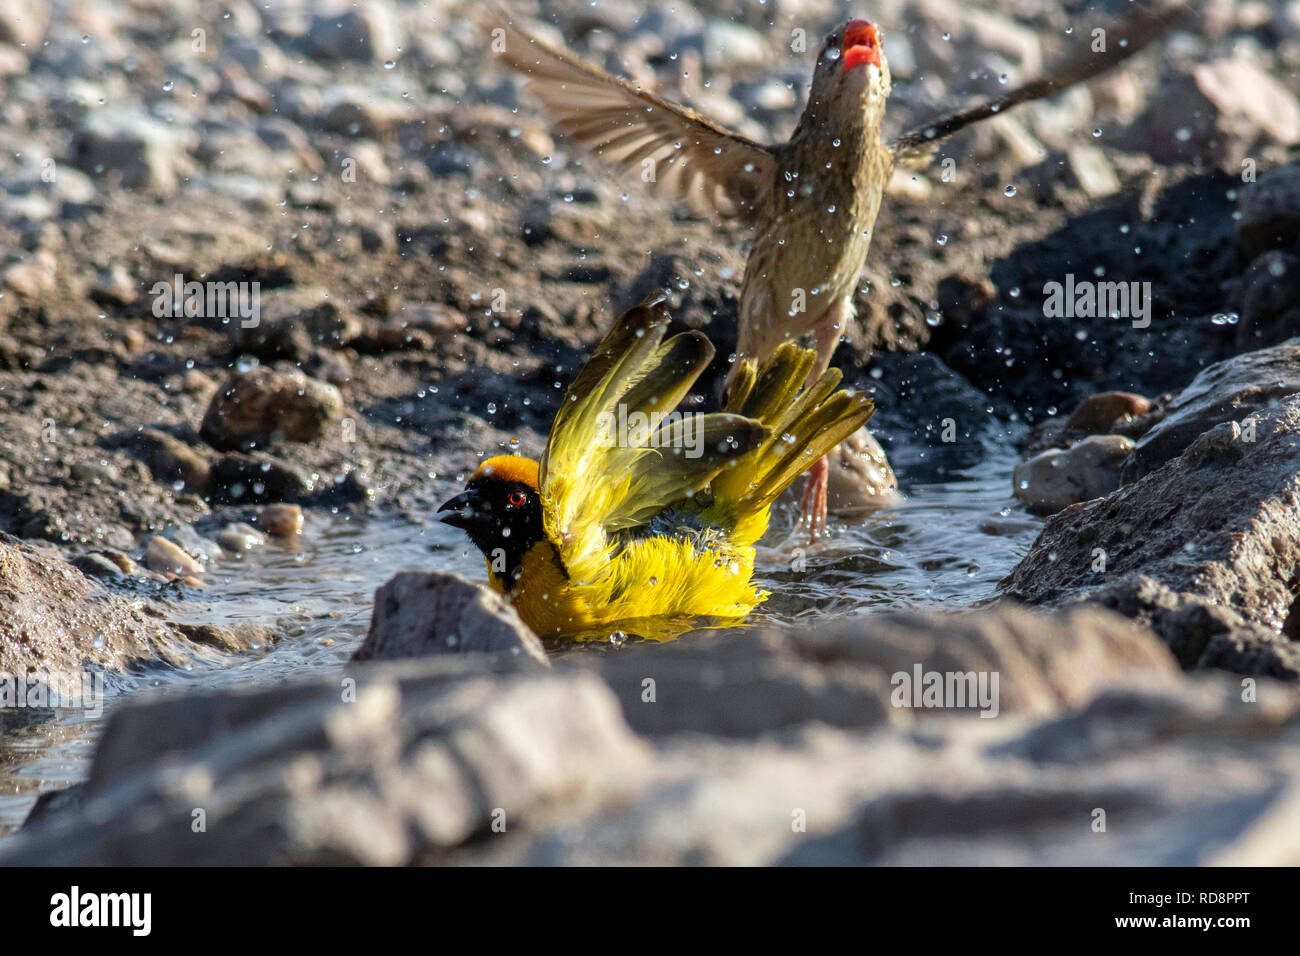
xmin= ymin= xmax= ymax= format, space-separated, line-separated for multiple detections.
xmin=1069 ymin=575 xmax=1297 ymax=678
xmin=1121 ymin=338 xmax=1300 ymax=481
xmin=352 ymin=572 xmax=548 ymax=665
xmin=1004 ymin=395 xmax=1300 ymax=678
xmin=846 ymin=679 xmax=1300 ymax=866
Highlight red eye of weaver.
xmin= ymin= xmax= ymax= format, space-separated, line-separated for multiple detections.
xmin=508 ymin=491 xmax=526 ymax=506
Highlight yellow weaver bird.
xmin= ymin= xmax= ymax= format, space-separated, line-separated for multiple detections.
xmin=438 ymin=296 xmax=874 ymax=637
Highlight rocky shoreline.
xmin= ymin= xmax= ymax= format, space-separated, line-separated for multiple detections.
xmin=2 ymin=0 xmax=1299 ymax=863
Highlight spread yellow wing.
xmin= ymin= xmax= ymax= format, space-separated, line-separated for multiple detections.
xmin=538 ymin=295 xmax=767 ymax=584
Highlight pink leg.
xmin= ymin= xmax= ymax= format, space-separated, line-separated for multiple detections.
xmin=794 ymin=302 xmax=846 ymax=540
xmin=796 ymin=455 xmax=830 ymax=538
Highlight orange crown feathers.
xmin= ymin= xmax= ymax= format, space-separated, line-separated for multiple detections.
xmin=474 ymin=455 xmax=541 ymax=489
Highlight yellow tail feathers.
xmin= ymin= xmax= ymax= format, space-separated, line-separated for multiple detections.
xmin=712 ymin=343 xmax=875 ymax=515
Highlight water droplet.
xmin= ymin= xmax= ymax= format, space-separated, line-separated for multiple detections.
xmin=1003 ymin=185 xmax=1017 ymax=197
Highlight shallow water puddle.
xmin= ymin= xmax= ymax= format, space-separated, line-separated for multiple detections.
xmin=0 ymin=447 xmax=1036 ymax=840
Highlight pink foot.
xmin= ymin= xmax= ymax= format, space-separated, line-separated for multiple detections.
xmin=795 ymin=455 xmax=830 ymax=541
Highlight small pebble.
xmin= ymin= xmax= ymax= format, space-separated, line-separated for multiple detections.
xmin=217 ymin=522 xmax=266 ymax=552
xmin=145 ymin=536 xmax=205 ymax=576
xmin=1013 ymin=435 xmax=1134 ymax=516
xmin=260 ymin=503 xmax=304 ymax=537
xmin=1066 ymin=391 xmax=1151 ymax=434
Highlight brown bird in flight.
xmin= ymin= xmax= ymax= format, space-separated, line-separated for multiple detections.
xmin=484 ymin=2 xmax=1185 ymax=535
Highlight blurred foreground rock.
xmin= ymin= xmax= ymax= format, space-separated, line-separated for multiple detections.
xmin=10 ymin=603 xmax=1300 ymax=865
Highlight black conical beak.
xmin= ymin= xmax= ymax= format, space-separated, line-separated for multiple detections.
xmin=438 ymin=487 xmax=486 ymax=530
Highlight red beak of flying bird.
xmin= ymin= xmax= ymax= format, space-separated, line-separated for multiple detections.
xmin=841 ymin=19 xmax=883 ymax=73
